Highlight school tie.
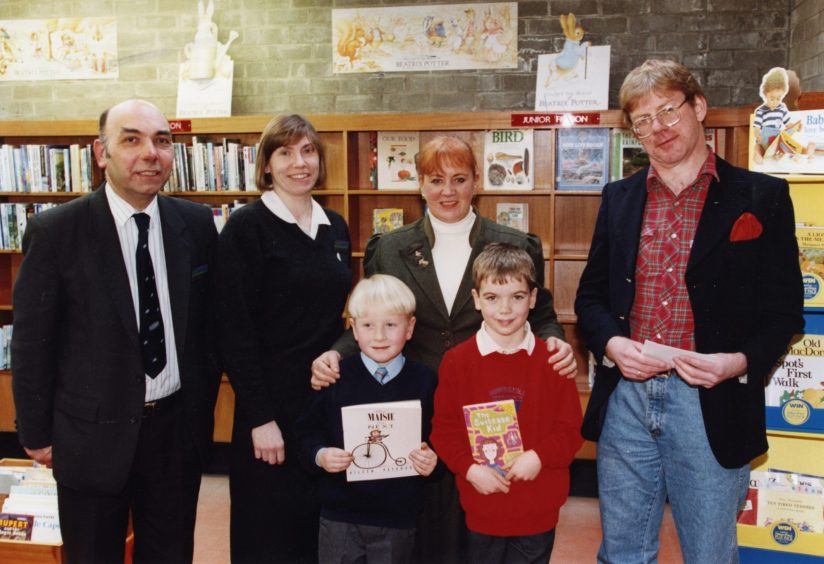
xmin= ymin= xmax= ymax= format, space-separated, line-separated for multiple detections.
xmin=374 ymin=366 xmax=389 ymax=385
xmin=134 ymin=213 xmax=166 ymax=378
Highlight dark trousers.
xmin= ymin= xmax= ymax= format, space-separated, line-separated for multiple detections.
xmin=466 ymin=528 xmax=555 ymax=564
xmin=229 ymin=422 xmax=319 ymax=564
xmin=57 ymin=398 xmax=201 ymax=564
xmin=318 ymin=517 xmax=416 ymax=564
xmin=414 ymin=472 xmax=466 ymax=564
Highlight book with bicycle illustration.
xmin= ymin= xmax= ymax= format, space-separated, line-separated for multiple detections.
xmin=341 ymin=400 xmax=421 ymax=482
xmin=463 ymin=399 xmax=524 ymax=475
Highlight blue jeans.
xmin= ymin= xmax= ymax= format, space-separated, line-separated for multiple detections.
xmin=596 ymin=374 xmax=750 ymax=564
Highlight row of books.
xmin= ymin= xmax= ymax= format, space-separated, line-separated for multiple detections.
xmin=0 ymin=325 xmax=11 ymax=370
xmin=0 ymin=464 xmax=60 ymax=544
xmin=0 ymin=203 xmax=59 ymax=251
xmin=374 ymin=128 xmax=721 ymax=192
xmin=166 ymin=137 xmax=258 ymax=192
xmin=0 ymin=144 xmax=95 ymax=194
xmin=0 ymin=127 xmax=723 ymax=195
xmin=737 ymin=468 xmax=824 ymax=533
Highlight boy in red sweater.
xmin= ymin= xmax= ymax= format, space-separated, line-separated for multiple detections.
xmin=430 ymin=242 xmax=583 ymax=563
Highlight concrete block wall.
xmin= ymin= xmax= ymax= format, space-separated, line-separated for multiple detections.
xmin=789 ymin=0 xmax=824 ymax=92
xmin=0 ymin=0 xmax=805 ymax=120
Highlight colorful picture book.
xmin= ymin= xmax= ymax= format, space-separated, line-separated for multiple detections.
xmin=556 ymin=127 xmax=610 ymax=190
xmin=376 ymin=132 xmax=419 ymax=190
xmin=0 ymin=513 xmax=34 ymax=541
xmin=341 ymin=400 xmax=421 ymax=482
xmin=372 ymin=208 xmax=404 ymax=235
xmin=534 ymin=45 xmax=611 ymax=112
xmin=737 ymin=469 xmax=824 ymax=533
xmin=609 ymin=128 xmax=648 ymax=181
xmin=495 ymin=202 xmax=529 ymax=233
xmin=798 ymin=225 xmax=824 ymax=308
xmin=462 ymin=399 xmax=524 ymax=475
xmin=749 ymin=109 xmax=824 ymax=174
xmin=483 ymin=129 xmax=533 ymax=190
xmin=766 ymin=316 xmax=824 ymax=432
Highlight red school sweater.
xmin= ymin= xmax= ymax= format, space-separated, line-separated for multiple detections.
xmin=430 ymin=336 xmax=583 ymax=536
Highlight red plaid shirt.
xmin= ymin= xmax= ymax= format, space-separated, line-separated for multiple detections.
xmin=629 ymin=152 xmax=718 ymax=351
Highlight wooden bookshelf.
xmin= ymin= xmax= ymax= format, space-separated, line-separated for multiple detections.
xmin=0 ymin=110 xmax=752 ymax=455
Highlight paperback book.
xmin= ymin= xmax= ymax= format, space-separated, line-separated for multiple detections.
xmin=797 ymin=225 xmax=824 ymax=308
xmin=495 ymin=203 xmax=529 ymax=233
xmin=377 ymin=132 xmax=419 ymax=190
xmin=610 ymin=129 xmax=648 ymax=181
xmin=462 ymin=399 xmax=524 ymax=475
xmin=372 ymin=208 xmax=404 ymax=235
xmin=0 ymin=513 xmax=34 ymax=541
xmin=341 ymin=400 xmax=421 ymax=482
xmin=556 ymin=128 xmax=610 ymax=190
xmin=750 ymin=109 xmax=824 ymax=174
xmin=483 ymin=129 xmax=533 ymax=190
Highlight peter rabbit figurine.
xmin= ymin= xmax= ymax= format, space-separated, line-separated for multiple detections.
xmin=545 ymin=13 xmax=590 ymax=85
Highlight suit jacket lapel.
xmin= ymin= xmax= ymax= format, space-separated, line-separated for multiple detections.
xmin=89 ymin=187 xmax=139 ymax=340
xmin=614 ymin=172 xmax=648 ymax=279
xmin=688 ymin=159 xmax=749 ymax=271
xmin=397 ymin=218 xmax=450 ymax=322
xmin=158 ymin=196 xmax=191 ymax=357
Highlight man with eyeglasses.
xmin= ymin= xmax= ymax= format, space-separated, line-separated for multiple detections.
xmin=575 ymin=60 xmax=803 ymax=562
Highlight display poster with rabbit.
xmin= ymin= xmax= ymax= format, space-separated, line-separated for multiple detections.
xmin=749 ymin=67 xmax=824 ymax=174
xmin=0 ymin=17 xmax=117 ymax=81
xmin=342 ymin=400 xmax=421 ymax=482
xmin=534 ymin=13 xmax=610 ymax=112
xmin=332 ymin=3 xmax=517 ymax=73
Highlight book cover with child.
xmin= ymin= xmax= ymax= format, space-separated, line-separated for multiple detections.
xmin=463 ymin=399 xmax=524 ymax=474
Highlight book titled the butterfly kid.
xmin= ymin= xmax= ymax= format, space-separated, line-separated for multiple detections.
xmin=462 ymin=399 xmax=524 ymax=475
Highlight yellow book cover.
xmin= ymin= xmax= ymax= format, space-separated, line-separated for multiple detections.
xmin=462 ymin=399 xmax=524 ymax=475
xmin=797 ymin=225 xmax=824 ymax=308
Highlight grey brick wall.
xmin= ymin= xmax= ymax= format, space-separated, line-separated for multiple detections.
xmin=789 ymin=0 xmax=824 ymax=92
xmin=0 ymin=0 xmax=808 ymax=120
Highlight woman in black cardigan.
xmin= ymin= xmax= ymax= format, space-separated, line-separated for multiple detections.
xmin=216 ymin=115 xmax=352 ymax=563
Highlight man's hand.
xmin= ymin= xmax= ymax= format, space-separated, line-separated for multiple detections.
xmin=505 ymin=449 xmax=541 ymax=482
xmin=673 ymin=352 xmax=747 ymax=389
xmin=24 ymin=446 xmax=52 ymax=467
xmin=316 ymin=447 xmax=352 ymax=473
xmin=605 ymin=336 xmax=669 ymax=381
xmin=546 ymin=337 xmax=576 ymax=378
xmin=311 ymin=350 xmax=342 ymax=390
xmin=251 ymin=420 xmax=285 ymax=465
xmin=409 ymin=442 xmax=438 ymax=477
xmin=466 ymin=464 xmax=510 ymax=495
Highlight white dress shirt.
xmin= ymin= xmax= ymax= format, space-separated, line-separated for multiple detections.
xmin=106 ymin=184 xmax=180 ymax=402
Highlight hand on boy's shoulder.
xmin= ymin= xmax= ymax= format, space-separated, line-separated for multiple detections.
xmin=546 ymin=337 xmax=576 ymax=378
xmin=504 ymin=449 xmax=541 ymax=482
xmin=409 ymin=442 xmax=438 ymax=477
xmin=311 ymin=350 xmax=342 ymax=390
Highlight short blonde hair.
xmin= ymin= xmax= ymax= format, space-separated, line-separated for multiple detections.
xmin=472 ymin=242 xmax=537 ymax=291
xmin=619 ymin=59 xmax=705 ymax=124
xmin=347 ymin=274 xmax=416 ymax=319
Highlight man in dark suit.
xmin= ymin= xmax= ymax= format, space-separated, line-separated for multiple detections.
xmin=575 ymin=60 xmax=803 ymax=563
xmin=12 ymin=99 xmax=220 ymax=563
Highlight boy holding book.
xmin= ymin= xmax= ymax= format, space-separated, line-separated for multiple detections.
xmin=295 ymin=274 xmax=438 ymax=564
xmin=430 ymin=242 xmax=583 ymax=563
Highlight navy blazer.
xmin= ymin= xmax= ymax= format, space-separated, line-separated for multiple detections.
xmin=575 ymin=157 xmax=804 ymax=468
xmin=12 ymin=187 xmax=220 ymax=494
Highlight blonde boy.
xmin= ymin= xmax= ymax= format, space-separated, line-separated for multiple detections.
xmin=296 ymin=274 xmax=438 ymax=564
xmin=431 ymin=243 xmax=582 ymax=564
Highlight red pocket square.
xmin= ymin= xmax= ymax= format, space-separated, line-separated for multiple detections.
xmin=729 ymin=212 xmax=763 ymax=242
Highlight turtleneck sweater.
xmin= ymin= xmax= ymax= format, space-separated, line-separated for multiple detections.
xmin=429 ymin=210 xmax=475 ymax=314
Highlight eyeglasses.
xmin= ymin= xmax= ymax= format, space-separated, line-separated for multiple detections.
xmin=630 ymin=98 xmax=689 ymax=139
